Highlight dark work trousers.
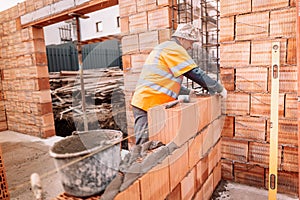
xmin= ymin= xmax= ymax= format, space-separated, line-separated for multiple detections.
xmin=132 ymin=106 xmax=149 ymax=145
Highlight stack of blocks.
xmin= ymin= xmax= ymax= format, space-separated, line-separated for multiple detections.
xmin=220 ymin=0 xmax=298 ymax=196
xmin=0 ymin=146 xmax=9 ymax=200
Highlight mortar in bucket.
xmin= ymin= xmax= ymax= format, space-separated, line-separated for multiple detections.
xmin=49 ymin=129 xmax=122 ymax=197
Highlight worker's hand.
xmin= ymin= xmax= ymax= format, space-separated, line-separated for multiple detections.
xmin=219 ymin=88 xmax=227 ymax=99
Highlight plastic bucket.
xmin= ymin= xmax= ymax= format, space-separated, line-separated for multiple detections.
xmin=49 ymin=129 xmax=122 ymax=197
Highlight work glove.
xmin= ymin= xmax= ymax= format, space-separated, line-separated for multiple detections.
xmin=219 ymin=88 xmax=227 ymax=99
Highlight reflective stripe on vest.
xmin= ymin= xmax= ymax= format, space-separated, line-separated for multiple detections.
xmin=137 ymin=79 xmax=178 ymax=99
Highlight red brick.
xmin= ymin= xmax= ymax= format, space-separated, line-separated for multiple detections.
xmin=157 ymin=0 xmax=174 ymax=6
xmin=139 ymin=158 xmax=169 ymax=200
xmin=202 ymin=128 xmax=213 ymax=156
xmin=122 ymin=55 xmax=131 ymax=72
xmin=120 ymin=17 xmax=129 ymax=34
xmin=18 ymin=2 xmax=26 ymax=16
xmin=221 ymin=116 xmax=234 ymax=138
xmin=221 ymin=159 xmax=233 ymax=181
xmin=137 ymin=0 xmax=157 ymax=12
xmin=202 ymin=173 xmax=213 ymax=200
xmin=265 ymin=170 xmax=299 ymax=196
xmin=221 ymin=138 xmax=248 ymax=162
xmin=32 ymin=90 xmax=52 ymax=103
xmin=139 ymin=31 xmax=159 ymax=53
xmin=166 ymin=183 xmax=181 ymax=200
xmin=270 ymin=8 xmax=296 ymax=38
xmin=148 ymin=7 xmax=172 ymax=30
xmin=119 ymin=0 xmax=137 ymax=16
xmin=180 ymin=168 xmax=195 ymax=200
xmin=290 ymin=0 xmax=296 ymax=6
xmin=282 ymin=146 xmax=298 ymax=172
xmin=287 ymin=38 xmax=296 ymax=64
xmin=195 ymin=97 xmax=211 ymax=132
xmin=220 ymin=42 xmax=250 ymax=67
xmin=131 ymin=53 xmax=148 ymax=73
xmin=249 ymin=142 xmax=282 ymax=167
xmin=121 ymin=35 xmax=139 ymax=54
xmin=208 ymin=141 xmax=221 ymax=175
xmin=234 ymin=163 xmax=265 ymax=188
xmin=193 ymin=187 xmax=203 ymax=200
xmin=220 ymin=16 xmax=234 ymax=42
xmin=225 ymin=92 xmax=250 ymax=116
xmin=169 ymin=144 xmax=189 ymax=191
xmin=235 ymin=116 xmax=266 ymax=141
xmin=33 ymin=52 xmax=47 ymax=66
xmin=267 ymin=119 xmax=298 ymax=146
xmin=115 ymin=180 xmax=140 ymax=200
xmin=236 ymin=67 xmax=268 ymax=92
xmin=196 ymin=156 xmax=208 ymax=189
xmin=236 ymin=12 xmax=269 ymax=41
xmin=188 ymin=133 xmax=203 ymax=169
xmin=251 ymin=39 xmax=287 ymax=66
xmin=220 ymin=68 xmax=234 ymax=91
xmin=220 ymin=0 xmax=251 ymax=17
xmin=124 ymin=72 xmax=139 ymax=92
xmin=278 ymin=66 xmax=297 ymax=93
xmin=213 ymin=162 xmax=222 ymax=190
xmin=159 ymin=28 xmax=172 ymax=43
xmin=250 ymin=93 xmax=284 ymax=117
xmin=0 ymin=121 xmax=8 ymax=131
xmin=129 ymin=12 xmax=148 ymax=33
xmin=252 ymin=0 xmax=289 ymax=11
xmin=285 ymin=93 xmax=297 ymax=119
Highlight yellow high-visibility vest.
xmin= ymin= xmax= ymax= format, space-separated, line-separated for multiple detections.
xmin=131 ymin=40 xmax=197 ymax=111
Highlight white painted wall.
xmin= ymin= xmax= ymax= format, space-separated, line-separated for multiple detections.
xmin=43 ymin=5 xmax=120 ymax=45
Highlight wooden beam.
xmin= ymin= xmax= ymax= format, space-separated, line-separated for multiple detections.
xmin=21 ymin=0 xmax=118 ymax=28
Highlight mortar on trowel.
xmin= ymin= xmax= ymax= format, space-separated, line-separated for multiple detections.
xmin=49 ymin=129 xmax=123 ymax=197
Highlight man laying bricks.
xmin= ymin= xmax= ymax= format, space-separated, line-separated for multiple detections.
xmin=131 ymin=23 xmax=227 ymax=145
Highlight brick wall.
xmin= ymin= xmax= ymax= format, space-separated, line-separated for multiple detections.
xmin=220 ymin=0 xmax=298 ymax=196
xmin=0 ymin=0 xmax=55 ymax=138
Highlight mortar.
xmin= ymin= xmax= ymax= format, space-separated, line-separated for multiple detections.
xmin=49 ymin=129 xmax=122 ymax=197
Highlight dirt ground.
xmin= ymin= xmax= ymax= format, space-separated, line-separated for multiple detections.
xmin=0 ymin=130 xmax=299 ymax=200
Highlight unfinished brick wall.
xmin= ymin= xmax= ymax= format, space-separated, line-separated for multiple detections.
xmin=220 ymin=0 xmax=298 ymax=196
xmin=0 ymin=0 xmax=55 ymax=138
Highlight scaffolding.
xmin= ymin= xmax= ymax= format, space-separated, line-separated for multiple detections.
xmin=172 ymin=0 xmax=220 ymax=90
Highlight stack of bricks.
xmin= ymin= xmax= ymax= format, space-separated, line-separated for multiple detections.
xmin=119 ymin=0 xmax=176 ymax=145
xmin=0 ymin=146 xmax=9 ymax=200
xmin=0 ymin=0 xmax=55 ymax=138
xmin=220 ymin=0 xmax=298 ymax=196
xmin=55 ymin=95 xmax=223 ymax=200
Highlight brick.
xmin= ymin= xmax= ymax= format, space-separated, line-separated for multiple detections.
xmin=267 ymin=119 xmax=298 ymax=146
xmin=120 ymin=17 xmax=129 ymax=34
xmin=148 ymin=7 xmax=172 ymax=30
xmin=122 ymin=55 xmax=131 ymax=72
xmin=193 ymin=187 xmax=203 ymax=200
xmin=221 ymin=116 xmax=234 ymax=138
xmin=195 ymin=97 xmax=211 ymax=132
xmin=202 ymin=128 xmax=213 ymax=156
xmin=157 ymin=0 xmax=174 ymax=6
xmin=139 ymin=31 xmax=159 ymax=53
xmin=236 ymin=12 xmax=269 ymax=41
xmin=121 ymin=34 xmax=139 ymax=54
xmin=220 ymin=42 xmax=250 ymax=67
xmin=119 ymin=0 xmax=137 ymax=16
xmin=250 ymin=93 xmax=284 ymax=117
xmin=131 ymin=53 xmax=148 ymax=73
xmin=129 ymin=12 xmax=148 ymax=33
xmin=220 ymin=68 xmax=234 ymax=91
xmin=208 ymin=141 xmax=221 ymax=175
xmin=235 ymin=116 xmax=266 ymax=141
xmin=188 ymin=133 xmax=203 ymax=169
xmin=225 ymin=92 xmax=250 ymax=116
xmin=234 ymin=163 xmax=265 ymax=188
xmin=181 ymin=168 xmax=195 ymax=200
xmin=249 ymin=142 xmax=282 ymax=167
xmin=285 ymin=93 xmax=297 ymax=119
xmin=278 ymin=66 xmax=297 ymax=93
xmin=282 ymin=146 xmax=298 ymax=172
xmin=252 ymin=0 xmax=289 ymax=11
xmin=18 ymin=2 xmax=26 ymax=16
xmin=159 ymin=28 xmax=172 ymax=43
xmin=213 ymin=162 xmax=222 ymax=190
xmin=270 ymin=8 xmax=296 ymax=38
xmin=0 ymin=121 xmax=8 ymax=131
xmin=33 ymin=52 xmax=47 ymax=66
xmin=124 ymin=72 xmax=139 ymax=92
xmin=196 ymin=156 xmax=208 ymax=189
xmin=221 ymin=138 xmax=248 ymax=162
xmin=251 ymin=39 xmax=287 ymax=66
xmin=221 ymin=159 xmax=233 ymax=181
xmin=202 ymin=173 xmax=213 ymax=200
xmin=236 ymin=67 xmax=268 ymax=92
xmin=137 ymin=0 xmax=157 ymax=12
xmin=139 ymin=158 xmax=169 ymax=200
xmin=220 ymin=16 xmax=234 ymax=42
xmin=32 ymin=90 xmax=52 ymax=103
xmin=287 ymin=38 xmax=296 ymax=64
xmin=166 ymin=183 xmax=181 ymax=200
xmin=265 ymin=170 xmax=298 ymax=196
xmin=169 ymin=143 xmax=189 ymax=191
xmin=220 ymin=0 xmax=251 ymax=17
xmin=115 ymin=180 xmax=140 ymax=200
xmin=290 ymin=0 xmax=296 ymax=6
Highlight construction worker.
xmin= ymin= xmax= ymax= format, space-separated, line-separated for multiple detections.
xmin=131 ymin=23 xmax=227 ymax=145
